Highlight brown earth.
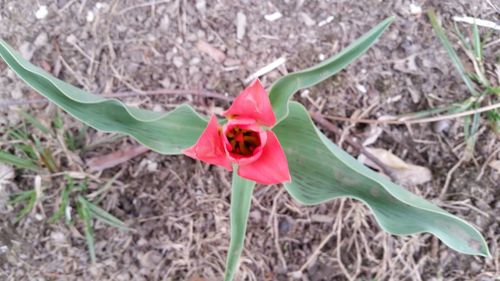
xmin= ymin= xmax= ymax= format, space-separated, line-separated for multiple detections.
xmin=0 ymin=0 xmax=499 ymax=280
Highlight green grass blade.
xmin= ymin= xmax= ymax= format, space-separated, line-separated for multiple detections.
xmin=0 ymin=39 xmax=207 ymax=155
xmin=80 ymin=197 xmax=129 ymax=231
xmin=53 ymin=109 xmax=64 ymax=130
xmin=464 ymin=111 xmax=480 ymax=160
xmin=8 ymin=128 xmax=29 ymax=141
xmin=272 ymin=102 xmax=490 ymax=257
xmin=0 ymin=151 xmax=39 ymax=171
xmin=17 ymin=110 xmax=51 ymax=135
xmin=9 ymin=189 xmax=35 ymax=204
xmin=223 ymin=172 xmax=255 ymax=281
xmin=486 ymin=86 xmax=499 ymax=95
xmin=14 ymin=143 xmax=38 ymax=160
xmin=453 ymin=22 xmax=472 ymax=51
xmin=428 ymin=10 xmax=478 ymax=96
xmin=9 ymin=189 xmax=37 ymax=222
xmin=50 ymin=177 xmax=74 ymax=223
xmin=472 ymin=20 xmax=482 ymax=61
xmin=77 ymin=196 xmax=96 ymax=263
xmin=269 ymin=16 xmax=394 ymax=123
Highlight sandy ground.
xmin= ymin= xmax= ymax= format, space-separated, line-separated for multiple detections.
xmin=0 ymin=0 xmax=499 ymax=280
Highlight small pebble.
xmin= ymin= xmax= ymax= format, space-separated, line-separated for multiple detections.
xmin=300 ymin=12 xmax=316 ymax=26
xmin=264 ymin=11 xmax=282 ymax=22
xmin=189 ymin=57 xmax=201 ymax=65
xmin=172 ymin=56 xmax=184 ymax=68
xmin=300 ymin=89 xmax=310 ymax=98
xmin=34 ymin=33 xmax=48 ymax=47
xmin=432 ymin=120 xmax=451 ymax=133
xmin=160 ymin=15 xmax=170 ymax=31
xmin=95 ymin=2 xmax=109 ymax=11
xmin=195 ymin=0 xmax=206 ymax=13
xmin=19 ymin=42 xmax=34 ymax=60
xmin=86 ymin=11 xmax=95 ymax=22
xmin=236 ymin=12 xmax=247 ymax=40
xmin=35 ymin=6 xmax=48 ymax=19
xmin=356 ymin=84 xmax=367 ymax=93
xmin=409 ymin=3 xmax=422 ymax=15
xmin=318 ymin=15 xmax=334 ymax=27
xmin=0 ymin=245 xmax=8 ymax=254
xmin=11 ymin=85 xmax=23 ymax=99
xmin=66 ymin=34 xmax=77 ymax=45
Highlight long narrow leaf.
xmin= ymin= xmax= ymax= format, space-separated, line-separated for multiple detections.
xmin=269 ymin=17 xmax=394 ymax=123
xmin=17 ymin=110 xmax=51 ymax=135
xmin=16 ymin=191 xmax=37 ymax=222
xmin=224 ymin=171 xmax=255 ymax=281
xmin=50 ymin=177 xmax=74 ymax=223
xmin=273 ymin=102 xmax=490 ymax=257
xmin=77 ymin=196 xmax=96 ymax=263
xmin=0 ymin=151 xmax=39 ymax=171
xmin=472 ymin=20 xmax=482 ymax=61
xmin=81 ymin=197 xmax=129 ymax=231
xmin=9 ymin=190 xmax=35 ymax=204
xmin=428 ymin=10 xmax=478 ymax=96
xmin=0 ymin=39 xmax=207 ymax=155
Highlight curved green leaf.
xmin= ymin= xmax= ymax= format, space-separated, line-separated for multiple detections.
xmin=0 ymin=39 xmax=207 ymax=154
xmin=224 ymin=171 xmax=255 ymax=281
xmin=269 ymin=16 xmax=394 ymax=124
xmin=273 ymin=102 xmax=490 ymax=257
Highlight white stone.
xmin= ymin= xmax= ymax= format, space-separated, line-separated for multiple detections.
xmin=356 ymin=84 xmax=367 ymax=93
xmin=86 ymin=11 xmax=95 ymax=22
xmin=318 ymin=16 xmax=334 ymax=27
xmin=264 ymin=11 xmax=282 ymax=22
xmin=409 ymin=3 xmax=422 ymax=15
xmin=236 ymin=12 xmax=247 ymax=40
xmin=35 ymin=6 xmax=48 ymax=19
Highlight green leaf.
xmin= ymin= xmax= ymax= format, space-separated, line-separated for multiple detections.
xmin=0 ymin=150 xmax=39 ymax=171
xmin=18 ymin=110 xmax=51 ymax=135
xmin=53 ymin=109 xmax=64 ymax=130
xmin=9 ymin=189 xmax=37 ymax=222
xmin=428 ymin=10 xmax=478 ymax=96
xmin=269 ymin=16 xmax=394 ymax=123
xmin=0 ymin=39 xmax=207 ymax=155
xmin=80 ymin=197 xmax=129 ymax=231
xmin=472 ymin=20 xmax=482 ymax=61
xmin=224 ymin=171 xmax=255 ymax=281
xmin=77 ymin=196 xmax=96 ymax=263
xmin=50 ymin=176 xmax=74 ymax=223
xmin=273 ymin=102 xmax=490 ymax=257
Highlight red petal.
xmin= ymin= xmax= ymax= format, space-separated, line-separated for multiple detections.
xmin=237 ymin=131 xmax=290 ymax=185
xmin=223 ymin=79 xmax=276 ymax=127
xmin=183 ymin=115 xmax=232 ymax=171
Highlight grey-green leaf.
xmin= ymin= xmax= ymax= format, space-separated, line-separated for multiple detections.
xmin=0 ymin=39 xmax=207 ymax=155
xmin=269 ymin=16 xmax=394 ymax=124
xmin=224 ymin=171 xmax=255 ymax=281
xmin=273 ymin=102 xmax=490 ymax=257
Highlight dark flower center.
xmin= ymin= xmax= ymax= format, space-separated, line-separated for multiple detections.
xmin=226 ymin=127 xmax=261 ymax=156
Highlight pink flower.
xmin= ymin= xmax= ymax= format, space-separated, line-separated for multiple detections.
xmin=183 ymin=79 xmax=291 ymax=185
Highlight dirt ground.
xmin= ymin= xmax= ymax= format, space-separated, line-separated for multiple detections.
xmin=0 ymin=0 xmax=499 ymax=280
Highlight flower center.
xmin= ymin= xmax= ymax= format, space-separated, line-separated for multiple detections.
xmin=225 ymin=127 xmax=261 ymax=156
